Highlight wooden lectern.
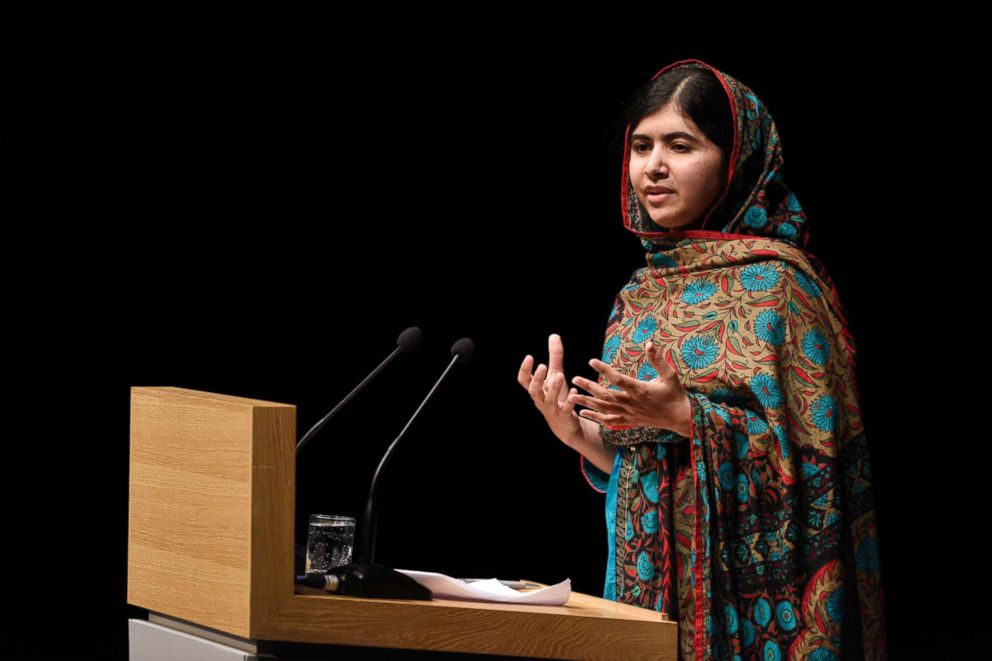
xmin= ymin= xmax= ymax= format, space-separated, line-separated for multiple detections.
xmin=128 ymin=386 xmax=678 ymax=659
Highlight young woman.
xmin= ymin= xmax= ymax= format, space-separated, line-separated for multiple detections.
xmin=518 ymin=58 xmax=888 ymax=660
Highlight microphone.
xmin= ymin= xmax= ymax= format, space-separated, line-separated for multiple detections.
xmin=300 ymin=337 xmax=475 ymax=600
xmin=296 ymin=326 xmax=422 ymax=455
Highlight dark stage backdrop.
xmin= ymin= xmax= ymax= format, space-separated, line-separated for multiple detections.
xmin=6 ymin=9 xmax=978 ymax=660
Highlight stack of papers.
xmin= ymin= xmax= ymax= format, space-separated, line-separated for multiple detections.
xmin=394 ymin=569 xmax=570 ymax=605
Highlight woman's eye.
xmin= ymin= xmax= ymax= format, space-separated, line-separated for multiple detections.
xmin=633 ymin=143 xmax=689 ymax=153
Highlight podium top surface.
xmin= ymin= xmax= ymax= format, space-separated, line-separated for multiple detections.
xmin=131 ymin=385 xmax=294 ymax=408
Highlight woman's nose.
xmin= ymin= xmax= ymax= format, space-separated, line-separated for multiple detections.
xmin=648 ymin=149 xmax=669 ymax=175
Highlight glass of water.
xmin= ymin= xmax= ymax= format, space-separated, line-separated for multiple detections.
xmin=305 ymin=514 xmax=356 ymax=574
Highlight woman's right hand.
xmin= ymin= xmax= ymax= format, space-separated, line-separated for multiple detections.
xmin=517 ymin=333 xmax=582 ymax=447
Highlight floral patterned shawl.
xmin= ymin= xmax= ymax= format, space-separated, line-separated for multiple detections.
xmin=579 ymin=58 xmax=888 ymax=660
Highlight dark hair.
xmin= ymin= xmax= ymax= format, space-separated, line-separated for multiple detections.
xmin=608 ymin=67 xmax=733 ymax=169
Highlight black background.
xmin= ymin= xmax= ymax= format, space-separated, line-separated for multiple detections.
xmin=5 ymin=8 xmax=980 ymax=660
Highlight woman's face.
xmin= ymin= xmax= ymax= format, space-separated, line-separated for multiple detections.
xmin=629 ymin=103 xmax=727 ymax=230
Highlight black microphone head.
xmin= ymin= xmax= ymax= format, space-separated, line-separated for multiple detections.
xmin=451 ymin=337 xmax=474 ymax=364
xmin=397 ymin=327 xmax=422 ymax=352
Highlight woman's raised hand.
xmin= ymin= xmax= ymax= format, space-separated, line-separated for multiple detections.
xmin=567 ymin=340 xmax=693 ymax=437
xmin=517 ymin=333 xmax=582 ymax=447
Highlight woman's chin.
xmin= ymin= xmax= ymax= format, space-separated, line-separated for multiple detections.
xmin=649 ymin=215 xmax=694 ymax=230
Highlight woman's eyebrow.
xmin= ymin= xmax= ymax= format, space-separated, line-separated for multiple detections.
xmin=630 ymin=131 xmax=700 ymax=144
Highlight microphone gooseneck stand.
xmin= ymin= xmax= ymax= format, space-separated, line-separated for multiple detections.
xmin=296 ymin=334 xmax=474 ymax=600
xmin=295 ymin=326 xmax=423 ymax=456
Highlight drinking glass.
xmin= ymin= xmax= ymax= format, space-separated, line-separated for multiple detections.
xmin=305 ymin=514 xmax=356 ymax=574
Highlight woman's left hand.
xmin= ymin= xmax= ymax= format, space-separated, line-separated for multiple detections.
xmin=567 ymin=341 xmax=692 ymax=436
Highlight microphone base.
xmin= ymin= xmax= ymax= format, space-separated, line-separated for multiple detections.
xmin=310 ymin=562 xmax=433 ymax=600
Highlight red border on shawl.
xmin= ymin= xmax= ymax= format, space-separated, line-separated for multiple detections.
xmin=579 ymin=454 xmax=608 ymax=494
xmin=688 ymin=394 xmax=704 ymax=656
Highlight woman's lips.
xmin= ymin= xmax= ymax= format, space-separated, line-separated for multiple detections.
xmin=647 ymin=192 xmax=672 ymax=204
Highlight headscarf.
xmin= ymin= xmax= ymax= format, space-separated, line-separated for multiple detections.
xmin=579 ymin=59 xmax=888 ymax=659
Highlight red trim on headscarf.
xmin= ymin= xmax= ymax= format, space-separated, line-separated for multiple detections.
xmin=655 ymin=229 xmax=756 ymax=241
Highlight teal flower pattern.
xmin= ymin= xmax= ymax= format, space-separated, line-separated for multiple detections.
xmin=777 ymin=222 xmax=798 ymax=240
xmin=734 ymin=430 xmax=750 ymax=460
xmin=775 ymin=600 xmax=797 ymax=632
xmin=744 ymin=409 xmax=769 ymax=435
xmin=772 ymin=424 xmax=791 ymax=459
xmin=750 ymin=373 xmax=783 ymax=409
xmin=826 ymin=588 xmax=845 ymax=622
xmin=755 ymin=310 xmax=786 ymax=346
xmin=649 ymin=251 xmax=678 ymax=269
xmin=794 ymin=269 xmax=822 ymax=298
xmin=641 ymin=509 xmax=659 ymax=534
xmin=744 ymin=205 xmax=768 ymax=229
xmin=637 ymin=551 xmax=654 ymax=581
xmin=682 ymin=279 xmax=719 ymax=305
xmin=682 ymin=335 xmax=720 ymax=370
xmin=737 ymin=474 xmax=750 ymax=503
xmin=632 ymin=316 xmax=658 ymax=343
xmin=802 ymin=327 xmax=830 ymax=365
xmin=753 ymin=597 xmax=772 ymax=627
xmin=640 ymin=470 xmax=659 ymax=505
xmin=740 ymin=264 xmax=780 ymax=292
xmin=724 ymin=604 xmax=739 ymax=634
xmin=740 ymin=618 xmax=756 ymax=647
xmin=811 ymin=394 xmax=837 ymax=433
xmin=636 ymin=360 xmax=658 ymax=382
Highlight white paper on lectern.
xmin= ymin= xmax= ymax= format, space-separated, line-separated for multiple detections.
xmin=393 ymin=569 xmax=570 ymax=605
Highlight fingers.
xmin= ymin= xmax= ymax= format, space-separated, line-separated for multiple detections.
xmin=573 ymin=373 xmax=616 ymax=401
xmin=517 ymin=354 xmax=534 ymax=389
xmin=568 ymin=388 xmax=616 ymax=419
xmin=555 ymin=371 xmax=571 ymax=405
xmin=646 ymin=341 xmax=671 ymax=376
xmin=579 ymin=408 xmax=623 ymax=424
xmin=570 ymin=392 xmax=624 ymax=424
xmin=543 ymin=370 xmax=565 ymax=408
xmin=527 ymin=362 xmax=548 ymax=400
xmin=548 ymin=333 xmax=564 ymax=375
xmin=573 ymin=370 xmax=629 ymax=403
xmin=577 ymin=408 xmax=600 ymax=423
xmin=547 ymin=372 xmax=578 ymax=413
xmin=589 ymin=359 xmax=639 ymax=395
xmin=521 ymin=355 xmax=576 ymax=415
